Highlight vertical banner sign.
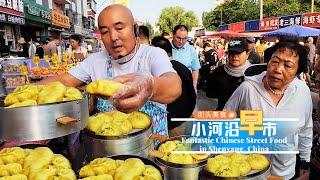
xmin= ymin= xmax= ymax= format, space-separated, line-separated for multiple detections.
xmin=302 ymin=12 xmax=320 ymax=28
xmin=279 ymin=14 xmax=302 ymax=28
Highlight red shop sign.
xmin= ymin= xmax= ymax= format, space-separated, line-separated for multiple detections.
xmin=0 ymin=0 xmax=24 ymax=17
xmin=229 ymin=22 xmax=244 ymax=32
xmin=302 ymin=12 xmax=320 ymax=27
xmin=260 ymin=17 xmax=279 ymax=31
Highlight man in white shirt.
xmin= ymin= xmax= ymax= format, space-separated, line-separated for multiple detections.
xmin=40 ymin=4 xmax=182 ymax=135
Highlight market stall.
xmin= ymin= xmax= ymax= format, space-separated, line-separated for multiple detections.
xmin=0 ymin=55 xmax=279 ymax=180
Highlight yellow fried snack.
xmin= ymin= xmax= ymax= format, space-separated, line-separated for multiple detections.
xmin=38 ymin=82 xmax=66 ymax=104
xmin=54 ymin=168 xmax=77 ymax=180
xmin=115 ymin=160 xmax=124 ymax=168
xmin=63 ymin=87 xmax=83 ymax=101
xmin=192 ymin=154 xmax=211 ymax=161
xmin=205 ymin=155 xmax=231 ymax=174
xmin=167 ymin=154 xmax=194 ymax=164
xmin=23 ymin=147 xmax=54 ymax=173
xmin=231 ymin=159 xmax=251 ymax=176
xmin=215 ymin=164 xmax=240 ymax=177
xmin=111 ymin=118 xmax=132 ymax=135
xmin=98 ymin=122 xmax=122 ymax=136
xmin=79 ymin=158 xmax=117 ymax=178
xmin=108 ymin=111 xmax=129 ymax=121
xmin=0 ymin=147 xmax=26 ymax=165
xmin=229 ymin=153 xmax=247 ymax=162
xmin=158 ymin=141 xmax=177 ymax=155
xmin=247 ymin=154 xmax=269 ymax=170
xmin=7 ymin=100 xmax=37 ymax=108
xmin=127 ymin=112 xmax=151 ymax=129
xmin=0 ymin=163 xmax=22 ymax=176
xmin=50 ymin=154 xmax=72 ymax=169
xmin=87 ymin=113 xmax=113 ymax=133
xmin=86 ymin=80 xmax=124 ymax=96
xmin=4 ymin=85 xmax=39 ymax=106
xmin=0 ymin=174 xmax=27 ymax=180
xmin=28 ymin=168 xmax=56 ymax=180
xmin=80 ymin=174 xmax=113 ymax=180
xmin=115 ymin=158 xmax=145 ymax=180
xmin=142 ymin=165 xmax=162 ymax=180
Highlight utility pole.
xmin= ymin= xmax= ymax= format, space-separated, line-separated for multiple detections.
xmin=259 ymin=0 xmax=263 ymax=20
xmin=220 ymin=9 xmax=223 ymax=25
xmin=312 ymin=0 xmax=315 ymax=13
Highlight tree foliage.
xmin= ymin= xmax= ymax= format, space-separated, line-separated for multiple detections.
xmin=157 ymin=6 xmax=199 ymax=34
xmin=202 ymin=0 xmax=320 ymax=30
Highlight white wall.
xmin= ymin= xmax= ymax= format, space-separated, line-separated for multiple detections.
xmin=48 ymin=0 xmax=52 ymax=9
xmin=82 ymin=0 xmax=88 ymax=17
xmin=76 ymin=0 xmax=82 ymax=15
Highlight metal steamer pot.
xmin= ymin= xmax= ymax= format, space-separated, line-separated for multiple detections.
xmin=0 ymin=93 xmax=89 ymax=141
xmin=154 ymin=136 xmax=209 ymax=180
xmin=78 ymin=155 xmax=165 ymax=180
xmin=199 ymin=158 xmax=271 ymax=180
xmin=83 ymin=114 xmax=153 ymax=161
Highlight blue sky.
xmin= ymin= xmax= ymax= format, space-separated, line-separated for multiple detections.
xmin=95 ymin=0 xmax=216 ymax=26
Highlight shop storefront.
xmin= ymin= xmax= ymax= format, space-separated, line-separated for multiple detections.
xmin=21 ymin=0 xmax=51 ymax=42
xmin=0 ymin=0 xmax=25 ymax=49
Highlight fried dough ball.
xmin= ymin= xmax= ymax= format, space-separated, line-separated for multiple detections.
xmin=38 ymin=82 xmax=66 ymax=104
xmin=87 ymin=113 xmax=112 ymax=133
xmin=229 ymin=153 xmax=247 ymax=162
xmin=23 ymin=147 xmax=54 ymax=173
xmin=115 ymin=158 xmax=145 ymax=180
xmin=28 ymin=168 xmax=56 ymax=180
xmin=63 ymin=87 xmax=83 ymax=101
xmin=0 ymin=147 xmax=26 ymax=165
xmin=0 ymin=163 xmax=22 ymax=176
xmin=231 ymin=159 xmax=251 ymax=176
xmin=4 ymin=85 xmax=39 ymax=106
xmin=191 ymin=154 xmax=210 ymax=161
xmin=167 ymin=154 xmax=194 ymax=164
xmin=0 ymin=174 xmax=27 ymax=180
xmin=54 ymin=168 xmax=77 ymax=180
xmin=98 ymin=123 xmax=122 ymax=136
xmin=115 ymin=160 xmax=124 ymax=168
xmin=215 ymin=164 xmax=240 ymax=177
xmin=127 ymin=112 xmax=151 ymax=129
xmin=205 ymin=155 xmax=231 ymax=174
xmin=50 ymin=154 xmax=72 ymax=169
xmin=111 ymin=118 xmax=132 ymax=135
xmin=108 ymin=111 xmax=129 ymax=121
xmin=79 ymin=158 xmax=117 ymax=178
xmin=7 ymin=100 xmax=37 ymax=108
xmin=247 ymin=154 xmax=269 ymax=170
xmin=86 ymin=80 xmax=124 ymax=96
xmin=158 ymin=141 xmax=177 ymax=155
xmin=142 ymin=165 xmax=162 ymax=180
xmin=80 ymin=174 xmax=113 ymax=180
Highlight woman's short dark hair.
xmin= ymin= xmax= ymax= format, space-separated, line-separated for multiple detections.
xmin=69 ymin=34 xmax=82 ymax=44
xmin=267 ymin=38 xmax=308 ymax=75
xmin=151 ymin=36 xmax=172 ymax=57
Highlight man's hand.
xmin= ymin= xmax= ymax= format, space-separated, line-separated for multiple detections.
xmin=111 ymin=73 xmax=154 ymax=113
